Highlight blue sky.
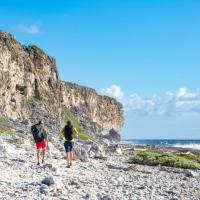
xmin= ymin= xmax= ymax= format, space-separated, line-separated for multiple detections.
xmin=1 ymin=0 xmax=200 ymax=139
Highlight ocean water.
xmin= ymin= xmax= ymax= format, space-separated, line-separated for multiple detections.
xmin=121 ymin=139 xmax=200 ymax=150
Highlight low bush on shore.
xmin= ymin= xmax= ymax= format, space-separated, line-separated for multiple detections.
xmin=179 ymin=153 xmax=200 ymax=163
xmin=130 ymin=151 xmax=200 ymax=170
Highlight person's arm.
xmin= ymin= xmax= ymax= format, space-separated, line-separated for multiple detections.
xmin=45 ymin=133 xmax=48 ymax=147
xmin=59 ymin=127 xmax=65 ymax=139
xmin=73 ymin=128 xmax=79 ymax=138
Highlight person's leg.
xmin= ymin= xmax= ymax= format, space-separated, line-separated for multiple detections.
xmin=69 ymin=151 xmax=73 ymax=166
xmin=37 ymin=149 xmax=40 ymax=165
xmin=42 ymin=148 xmax=46 ymax=163
xmin=64 ymin=141 xmax=70 ymax=167
xmin=69 ymin=142 xmax=74 ymax=166
xmin=41 ymin=141 xmax=46 ymax=163
xmin=66 ymin=152 xmax=70 ymax=167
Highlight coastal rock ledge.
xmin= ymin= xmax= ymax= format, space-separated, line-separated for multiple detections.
xmin=0 ymin=30 xmax=124 ymax=138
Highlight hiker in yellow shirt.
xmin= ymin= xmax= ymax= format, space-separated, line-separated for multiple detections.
xmin=60 ymin=121 xmax=78 ymax=168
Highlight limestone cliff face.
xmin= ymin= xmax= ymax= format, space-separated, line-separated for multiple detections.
xmin=0 ymin=31 xmax=124 ymax=137
xmin=61 ymin=82 xmax=123 ymax=136
xmin=0 ymin=31 xmax=61 ymax=119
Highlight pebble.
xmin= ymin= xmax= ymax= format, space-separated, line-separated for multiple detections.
xmin=40 ymin=184 xmax=49 ymax=194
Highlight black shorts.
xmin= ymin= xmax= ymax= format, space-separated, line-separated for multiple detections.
xmin=64 ymin=141 xmax=74 ymax=152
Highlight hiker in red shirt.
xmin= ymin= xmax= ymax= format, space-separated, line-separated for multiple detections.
xmin=31 ymin=121 xmax=48 ymax=165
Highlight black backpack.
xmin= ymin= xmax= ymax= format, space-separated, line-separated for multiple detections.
xmin=31 ymin=124 xmax=42 ymax=143
xmin=64 ymin=125 xmax=73 ymax=141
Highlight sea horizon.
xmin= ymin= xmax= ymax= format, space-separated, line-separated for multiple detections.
xmin=122 ymin=138 xmax=200 ymax=140
xmin=121 ymin=139 xmax=200 ymax=150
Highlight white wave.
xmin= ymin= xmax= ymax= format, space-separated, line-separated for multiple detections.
xmin=173 ymin=143 xmax=200 ymax=150
xmin=121 ymin=140 xmax=133 ymax=144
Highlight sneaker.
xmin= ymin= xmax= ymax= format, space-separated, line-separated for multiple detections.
xmin=67 ymin=165 xmax=70 ymax=168
xmin=37 ymin=162 xmax=40 ymax=165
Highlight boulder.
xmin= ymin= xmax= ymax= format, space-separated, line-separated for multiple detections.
xmin=40 ymin=184 xmax=49 ymax=194
xmin=42 ymin=176 xmax=63 ymax=190
xmin=101 ymin=195 xmax=112 ymax=200
xmin=106 ymin=144 xmax=122 ymax=155
xmin=89 ymin=143 xmax=105 ymax=158
xmin=97 ymin=138 xmax=110 ymax=147
xmin=42 ymin=176 xmax=55 ymax=186
xmin=74 ymin=143 xmax=90 ymax=162
xmin=43 ymin=163 xmax=53 ymax=169
xmin=103 ymin=128 xmax=121 ymax=142
xmin=184 ymin=169 xmax=198 ymax=177
xmin=80 ymin=148 xmax=89 ymax=162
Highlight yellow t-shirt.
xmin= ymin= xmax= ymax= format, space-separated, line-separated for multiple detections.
xmin=60 ymin=126 xmax=78 ymax=142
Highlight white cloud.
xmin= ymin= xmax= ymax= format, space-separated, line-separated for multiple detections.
xmin=16 ymin=24 xmax=40 ymax=34
xmin=125 ymin=87 xmax=200 ymax=116
xmin=101 ymin=85 xmax=200 ymax=116
xmin=176 ymin=87 xmax=188 ymax=98
xmin=101 ymin=84 xmax=124 ymax=100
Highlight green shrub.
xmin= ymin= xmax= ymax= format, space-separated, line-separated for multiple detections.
xmin=0 ymin=128 xmax=14 ymax=136
xmin=29 ymin=45 xmax=45 ymax=54
xmin=130 ymin=151 xmax=200 ymax=170
xmin=179 ymin=153 xmax=200 ymax=163
xmin=78 ymin=133 xmax=96 ymax=142
xmin=0 ymin=116 xmax=8 ymax=123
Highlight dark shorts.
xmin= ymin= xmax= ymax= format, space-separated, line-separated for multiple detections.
xmin=64 ymin=141 xmax=74 ymax=152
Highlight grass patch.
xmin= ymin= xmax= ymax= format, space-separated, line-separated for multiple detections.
xmin=27 ymin=96 xmax=39 ymax=107
xmin=179 ymin=153 xmax=200 ymax=163
xmin=62 ymin=106 xmax=84 ymax=133
xmin=130 ymin=151 xmax=200 ymax=170
xmin=61 ymin=106 xmax=95 ymax=142
xmin=0 ymin=116 xmax=8 ymax=123
xmin=0 ymin=128 xmax=14 ymax=136
xmin=78 ymin=133 xmax=96 ymax=142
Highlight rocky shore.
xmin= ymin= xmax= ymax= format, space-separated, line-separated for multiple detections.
xmin=0 ymin=122 xmax=200 ymax=200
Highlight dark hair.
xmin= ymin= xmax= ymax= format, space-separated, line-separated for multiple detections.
xmin=37 ymin=121 xmax=43 ymax=125
xmin=67 ymin=121 xmax=71 ymax=126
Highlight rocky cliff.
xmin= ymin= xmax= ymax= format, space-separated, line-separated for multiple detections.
xmin=0 ymin=31 xmax=124 ymax=138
